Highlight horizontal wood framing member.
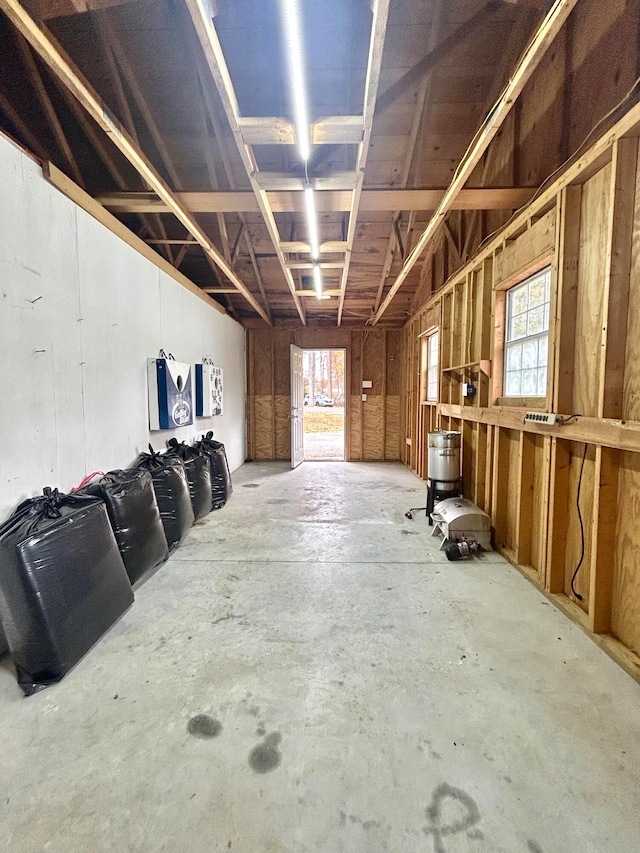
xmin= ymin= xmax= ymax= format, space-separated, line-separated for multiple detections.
xmin=93 ymin=187 xmax=536 ymax=215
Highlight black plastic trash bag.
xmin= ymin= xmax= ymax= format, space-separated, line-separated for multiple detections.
xmin=81 ymin=469 xmax=168 ymax=585
xmin=164 ymin=439 xmax=212 ymax=521
xmin=0 ymin=619 xmax=8 ymax=657
xmin=0 ymin=488 xmax=134 ymax=695
xmin=193 ymin=431 xmax=233 ymax=510
xmin=133 ymin=447 xmax=194 ymax=551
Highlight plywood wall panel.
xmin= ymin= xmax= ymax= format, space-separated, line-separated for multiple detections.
xmin=385 ymin=396 xmax=400 ymax=460
xmin=363 ymin=397 xmax=385 ymax=461
xmin=573 ymin=164 xmax=611 ymax=418
xmin=563 ymin=443 xmax=596 ymax=610
xmin=612 ymin=451 xmax=640 ymax=654
xmin=252 ymin=329 xmax=273 ymax=397
xmin=274 ymin=395 xmax=291 ymax=460
xmin=254 ymin=396 xmax=274 ymax=460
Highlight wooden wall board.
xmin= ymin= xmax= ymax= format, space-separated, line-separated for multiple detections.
xmin=612 ymin=450 xmax=640 ymax=654
xmin=254 ymin=396 xmax=275 ymax=460
xmin=572 ymin=163 xmax=611 ymax=418
xmin=363 ymin=396 xmax=385 ymax=461
xmin=274 ymin=395 xmax=290 ymax=460
xmin=384 ymin=396 xmax=400 ymax=460
xmin=622 ymin=141 xmax=640 ymax=421
xmin=562 ymin=442 xmax=596 ymax=610
xmin=493 ymin=208 xmax=556 ymax=288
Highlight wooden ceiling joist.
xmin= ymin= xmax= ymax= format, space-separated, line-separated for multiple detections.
xmin=0 ymin=0 xmax=271 ymax=324
xmin=336 ymin=0 xmax=390 ymax=325
xmin=94 ymin=187 xmax=535 ymax=214
xmin=372 ymin=0 xmax=581 ymax=326
xmin=237 ymin=115 xmax=363 ymax=146
xmin=185 ymin=0 xmax=306 ymax=324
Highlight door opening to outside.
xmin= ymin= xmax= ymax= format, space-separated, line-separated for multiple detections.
xmin=302 ymin=349 xmax=345 ymax=461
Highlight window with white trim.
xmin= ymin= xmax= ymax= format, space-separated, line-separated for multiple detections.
xmin=504 ymin=267 xmax=551 ymax=397
xmin=427 ymin=331 xmax=439 ymax=401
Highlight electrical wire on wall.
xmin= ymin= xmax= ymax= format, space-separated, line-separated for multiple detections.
xmin=570 ymin=442 xmax=589 ymax=602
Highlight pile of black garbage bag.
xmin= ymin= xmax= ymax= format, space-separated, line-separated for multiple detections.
xmin=0 ymin=435 xmax=233 ymax=695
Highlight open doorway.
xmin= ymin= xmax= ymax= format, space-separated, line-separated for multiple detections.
xmin=302 ymin=349 xmax=345 ymax=461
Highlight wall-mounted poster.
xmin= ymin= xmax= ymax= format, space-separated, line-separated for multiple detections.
xmin=195 ymin=359 xmax=223 ymax=417
xmin=147 ymin=352 xmax=194 ymax=430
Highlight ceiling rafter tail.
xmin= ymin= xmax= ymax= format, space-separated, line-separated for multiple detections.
xmin=337 ymin=0 xmax=391 ymax=326
xmin=184 ymin=0 xmax=305 ymax=325
xmin=0 ymin=0 xmax=271 ymax=323
xmin=372 ymin=0 xmax=581 ymax=326
xmin=14 ymin=29 xmax=85 ymax=188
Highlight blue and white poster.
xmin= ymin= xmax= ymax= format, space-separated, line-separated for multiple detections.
xmin=195 ymin=360 xmax=223 ymax=417
xmin=147 ymin=356 xmax=194 ymax=430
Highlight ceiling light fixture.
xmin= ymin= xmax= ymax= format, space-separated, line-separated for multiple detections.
xmin=313 ymin=264 xmax=323 ymax=300
xmin=281 ymin=0 xmax=311 ymax=162
xmin=304 ymin=185 xmax=320 ymax=260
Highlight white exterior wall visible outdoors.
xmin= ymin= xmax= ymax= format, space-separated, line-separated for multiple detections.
xmin=0 ymin=132 xmax=246 ymax=523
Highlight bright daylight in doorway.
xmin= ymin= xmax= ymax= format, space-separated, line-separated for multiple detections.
xmin=302 ymin=350 xmax=345 ymax=461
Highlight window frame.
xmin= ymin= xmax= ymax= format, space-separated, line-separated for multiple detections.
xmin=503 ymin=266 xmax=552 ymax=400
xmin=419 ymin=326 xmax=440 ymax=405
xmin=426 ymin=330 xmax=440 ymax=402
xmin=492 ymin=257 xmax=556 ymax=409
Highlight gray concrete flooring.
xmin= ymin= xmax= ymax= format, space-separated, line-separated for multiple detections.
xmin=1 ymin=461 xmax=640 ymax=852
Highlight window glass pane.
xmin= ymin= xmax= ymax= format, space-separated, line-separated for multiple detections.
xmin=522 ymin=340 xmax=538 ymax=369
xmin=512 ymin=313 xmax=528 ymax=340
xmin=529 ymin=277 xmax=547 ymax=307
xmin=512 ymin=286 xmax=528 ymax=316
xmin=538 ymin=336 xmax=548 ymax=367
xmin=506 ymin=344 xmax=522 ymax=371
xmin=504 ymin=266 xmax=551 ymax=396
xmin=522 ymin=369 xmax=537 ymax=395
xmin=528 ymin=306 xmax=545 ymax=335
xmin=505 ymin=371 xmax=521 ymax=396
xmin=537 ymin=368 xmax=547 ymax=396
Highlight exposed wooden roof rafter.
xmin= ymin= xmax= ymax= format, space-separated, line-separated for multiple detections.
xmin=0 ymin=0 xmax=272 ymax=324
xmin=185 ymin=0 xmax=306 ymax=324
xmin=372 ymin=0 xmax=581 ymax=325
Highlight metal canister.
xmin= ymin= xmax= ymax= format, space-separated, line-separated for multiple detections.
xmin=427 ymin=431 xmax=461 ymax=489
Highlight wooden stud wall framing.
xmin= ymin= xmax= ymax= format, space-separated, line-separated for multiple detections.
xmin=246 ymin=328 xmax=402 ymax=464
xmin=401 ymin=100 xmax=640 ymax=683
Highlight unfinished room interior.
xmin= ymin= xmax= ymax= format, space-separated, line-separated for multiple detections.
xmin=2 ymin=0 xmax=640 ymax=849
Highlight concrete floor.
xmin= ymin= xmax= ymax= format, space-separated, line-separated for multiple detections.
xmin=1 ymin=462 xmax=640 ymax=853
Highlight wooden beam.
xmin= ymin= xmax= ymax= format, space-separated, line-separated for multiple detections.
xmin=237 ymin=115 xmax=363 ymax=146
xmin=94 ymin=187 xmax=535 ymax=215
xmin=189 ymin=37 xmax=272 ymax=322
xmin=372 ymin=0 xmax=580 ymax=325
xmin=0 ymin=91 xmax=49 ymax=160
xmin=319 ymin=0 xmax=390 ymax=325
xmin=0 ymin=0 xmax=271 ymax=324
xmin=281 ymin=240 xmax=349 ymax=254
xmin=185 ymin=0 xmax=306 ymax=323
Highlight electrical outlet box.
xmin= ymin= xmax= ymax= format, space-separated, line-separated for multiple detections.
xmin=362 ymin=394 xmax=367 ymax=402
xmin=524 ymin=411 xmax=557 ymax=425
xmin=362 ymin=380 xmax=373 ymax=389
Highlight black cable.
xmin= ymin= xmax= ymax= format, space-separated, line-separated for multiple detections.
xmin=557 ymin=413 xmax=581 ymax=425
xmin=570 ymin=443 xmax=589 ymax=601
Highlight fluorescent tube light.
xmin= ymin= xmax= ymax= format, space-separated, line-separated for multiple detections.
xmin=304 ymin=185 xmax=320 ymax=259
xmin=281 ymin=0 xmax=311 ymax=162
xmin=313 ymin=265 xmax=323 ymax=300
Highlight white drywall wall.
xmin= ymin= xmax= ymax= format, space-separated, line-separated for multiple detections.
xmin=0 ymin=133 xmax=246 ymax=523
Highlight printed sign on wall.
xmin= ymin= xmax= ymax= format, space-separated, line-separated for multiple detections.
xmin=195 ymin=359 xmax=223 ymax=417
xmin=147 ymin=354 xmax=194 ymax=430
